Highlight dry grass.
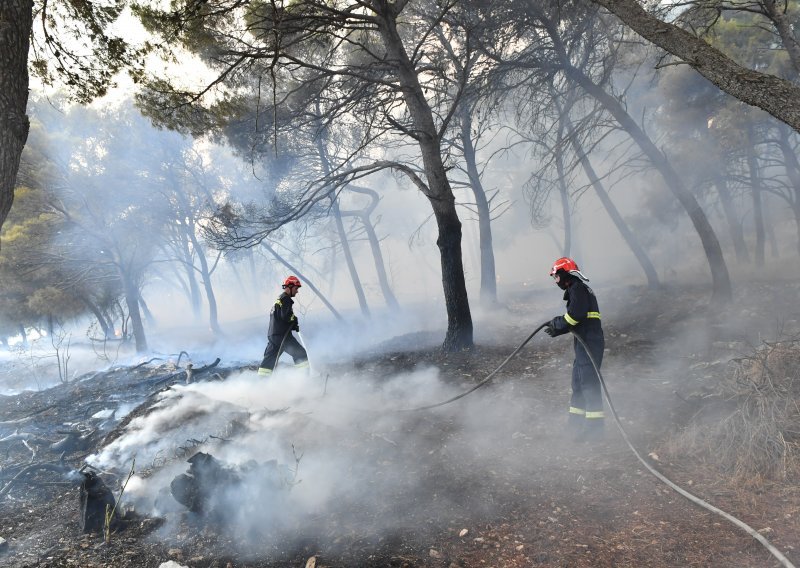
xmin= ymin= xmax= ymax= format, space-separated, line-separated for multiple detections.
xmin=666 ymin=340 xmax=800 ymax=484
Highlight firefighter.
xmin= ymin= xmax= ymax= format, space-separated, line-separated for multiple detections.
xmin=258 ymin=275 xmax=309 ymax=376
xmin=544 ymin=257 xmax=605 ymax=441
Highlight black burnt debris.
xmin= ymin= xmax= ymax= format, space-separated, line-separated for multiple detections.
xmin=170 ymin=452 xmax=292 ymax=517
xmin=79 ymin=471 xmax=116 ymax=533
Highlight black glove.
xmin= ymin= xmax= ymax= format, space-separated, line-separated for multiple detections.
xmin=544 ymin=321 xmax=555 ymax=337
xmin=292 ymin=320 xmax=300 ymax=332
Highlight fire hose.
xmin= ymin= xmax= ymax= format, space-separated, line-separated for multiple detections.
xmin=398 ymin=321 xmax=796 ymax=568
xmin=267 ymin=320 xmax=795 ymax=566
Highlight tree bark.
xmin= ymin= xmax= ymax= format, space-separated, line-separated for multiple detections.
xmin=565 ymin=65 xmax=732 ymax=301
xmin=376 ymin=1 xmax=472 ymax=350
xmin=260 ymin=242 xmax=344 ymax=322
xmin=554 ymin=121 xmax=573 ymax=257
xmin=121 ymin=275 xmax=148 ymax=352
xmin=713 ymin=176 xmax=749 ymax=263
xmin=589 ymin=0 xmax=800 ymax=133
xmin=314 ymin=122 xmax=371 ymax=317
xmin=459 ymin=108 xmax=498 ymax=306
xmin=343 ymin=185 xmax=400 ymax=310
xmin=566 ymin=119 xmax=660 ymax=289
xmin=0 ymin=0 xmax=33 ymax=233
xmin=744 ymin=126 xmax=766 ymax=267
xmin=775 ymin=124 xmax=800 ymax=257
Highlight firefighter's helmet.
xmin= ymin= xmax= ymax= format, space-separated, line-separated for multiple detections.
xmin=549 ymin=257 xmax=590 ymax=282
xmin=282 ymin=275 xmax=302 ymax=288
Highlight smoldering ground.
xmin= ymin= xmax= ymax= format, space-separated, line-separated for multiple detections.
xmin=85 ymin=355 xmax=570 ymax=557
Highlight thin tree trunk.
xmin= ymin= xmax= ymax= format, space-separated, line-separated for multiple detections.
xmin=187 ymin=227 xmax=222 ymax=335
xmin=538 ymin=10 xmax=731 ymax=301
xmin=775 ymin=124 xmax=800 ymax=258
xmin=377 ymin=3 xmax=472 ymax=350
xmin=344 ymin=185 xmax=400 ymax=309
xmin=554 ymin=121 xmax=573 ymax=257
xmin=0 ymin=0 xmax=33 ymax=233
xmin=745 ymin=126 xmax=766 ymax=267
xmin=566 ymin=120 xmax=660 ymax=289
xmin=180 ymin=232 xmax=203 ymax=319
xmin=313 ymin=119 xmax=370 ymax=317
xmin=460 ymin=108 xmax=498 ymax=306
xmin=713 ymin=176 xmax=749 ymax=263
xmin=122 ymin=276 xmax=147 ymax=352
xmin=260 ymin=242 xmax=344 ymax=322
xmin=331 ymin=197 xmax=370 ymax=317
xmin=564 ymin=65 xmax=732 ymax=301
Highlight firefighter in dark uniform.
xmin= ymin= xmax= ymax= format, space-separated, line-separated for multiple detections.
xmin=258 ymin=275 xmax=309 ymax=376
xmin=544 ymin=257 xmax=605 ymax=440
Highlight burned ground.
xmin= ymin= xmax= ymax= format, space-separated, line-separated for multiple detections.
xmin=0 ymin=281 xmax=799 ymax=568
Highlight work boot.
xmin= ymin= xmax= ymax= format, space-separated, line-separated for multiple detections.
xmin=257 ymin=367 xmax=273 ymax=377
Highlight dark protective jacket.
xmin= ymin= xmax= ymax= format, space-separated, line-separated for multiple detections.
xmin=267 ymin=292 xmax=299 ymax=339
xmin=550 ymin=276 xmax=601 ymax=337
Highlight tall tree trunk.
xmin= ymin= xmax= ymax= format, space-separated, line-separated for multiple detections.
xmin=745 ymin=126 xmax=766 ymax=267
xmin=345 ymin=185 xmax=400 ymax=310
xmin=538 ymin=11 xmax=731 ymax=301
xmin=0 ymin=0 xmax=32 ymax=233
xmin=313 ymin=120 xmax=370 ymax=317
xmin=566 ymin=119 xmax=660 ymax=289
xmin=554 ymin=121 xmax=573 ymax=257
xmin=775 ymin=124 xmax=800 ymax=257
xmin=187 ymin=227 xmax=222 ymax=336
xmin=563 ymin=66 xmax=732 ymax=301
xmin=331 ymin=197 xmax=370 ymax=317
xmin=179 ymin=232 xmax=203 ymax=319
xmin=122 ymin=275 xmax=147 ymax=352
xmin=460 ymin=108 xmax=498 ymax=306
xmin=377 ymin=2 xmax=472 ymax=350
xmin=713 ymin=176 xmax=749 ymax=263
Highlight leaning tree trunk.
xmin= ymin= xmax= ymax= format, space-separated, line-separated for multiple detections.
xmin=460 ymin=108 xmax=498 ymax=306
xmin=0 ymin=0 xmax=32 ymax=234
xmin=78 ymin=295 xmax=112 ymax=338
xmin=566 ymin=119 xmax=660 ymax=289
xmin=344 ymin=185 xmax=400 ymax=310
xmin=377 ymin=2 xmax=472 ymax=350
xmin=260 ymin=242 xmax=344 ymax=322
xmin=314 ymin=124 xmax=371 ymax=317
xmin=588 ymin=0 xmax=800 ymax=134
xmin=331 ymin=197 xmax=370 ymax=317
xmin=564 ymin=65 xmax=732 ymax=302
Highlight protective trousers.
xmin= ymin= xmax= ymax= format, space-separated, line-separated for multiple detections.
xmin=259 ymin=333 xmax=308 ymax=372
xmin=569 ymin=327 xmax=605 ymax=425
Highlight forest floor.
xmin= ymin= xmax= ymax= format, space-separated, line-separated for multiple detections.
xmin=1 ymin=279 xmax=799 ymax=568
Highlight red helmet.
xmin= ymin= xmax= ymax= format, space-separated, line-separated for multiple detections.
xmin=549 ymin=257 xmax=590 ymax=282
xmin=282 ymin=275 xmax=302 ymax=288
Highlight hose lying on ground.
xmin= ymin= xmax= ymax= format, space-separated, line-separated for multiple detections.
xmin=571 ymin=330 xmax=796 ymax=568
xmin=279 ymin=318 xmax=795 ymax=566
